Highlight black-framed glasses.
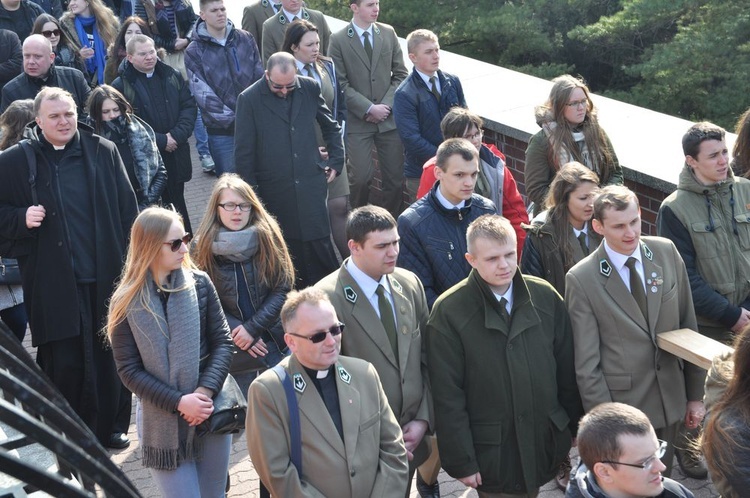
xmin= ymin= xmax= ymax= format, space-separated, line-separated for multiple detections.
xmin=218 ymin=202 xmax=252 ymax=212
xmin=565 ymin=98 xmax=588 ymax=109
xmin=268 ymin=76 xmax=297 ymax=91
xmin=600 ymin=440 xmax=667 ymax=472
xmin=287 ymin=322 xmax=345 ymax=344
xmin=163 ymin=233 xmax=191 ymax=252
xmin=42 ymin=29 xmax=61 ymax=38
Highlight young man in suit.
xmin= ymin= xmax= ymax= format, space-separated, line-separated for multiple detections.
xmin=565 ymin=185 xmax=706 ymax=475
xmin=315 ymin=205 xmax=440 ymax=497
xmin=234 ymin=52 xmax=344 ymax=288
xmin=246 ymin=288 xmax=409 ymax=497
xmin=260 ymin=0 xmax=330 ymax=64
xmin=328 ymin=0 xmax=409 ymax=218
xmin=393 ymin=29 xmax=466 ymax=202
xmin=241 ymin=0 xmax=279 ymax=45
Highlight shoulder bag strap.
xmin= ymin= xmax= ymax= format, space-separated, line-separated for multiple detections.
xmin=19 ymin=140 xmax=38 ymax=206
xmin=271 ymin=364 xmax=302 ymax=476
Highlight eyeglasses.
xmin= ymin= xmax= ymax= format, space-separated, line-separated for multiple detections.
xmin=268 ymin=76 xmax=297 ymax=91
xmin=600 ymin=440 xmax=668 ymax=472
xmin=287 ymin=322 xmax=345 ymax=344
xmin=463 ymin=130 xmax=483 ymax=141
xmin=566 ymin=99 xmax=588 ymax=109
xmin=218 ymin=202 xmax=252 ymax=212
xmin=163 ymin=233 xmax=191 ymax=252
xmin=41 ymin=29 xmax=61 ymax=38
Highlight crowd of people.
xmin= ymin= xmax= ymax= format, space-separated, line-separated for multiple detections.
xmin=1 ymin=0 xmax=750 ymax=497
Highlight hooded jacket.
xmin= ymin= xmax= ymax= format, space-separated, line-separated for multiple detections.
xmin=657 ymin=166 xmax=750 ymax=338
xmin=566 ymin=463 xmax=694 ymax=498
xmin=185 ymin=19 xmax=263 ymax=134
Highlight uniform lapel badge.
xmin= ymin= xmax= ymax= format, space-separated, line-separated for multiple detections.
xmin=347 ymin=27 xmax=354 ymax=38
xmin=599 ymin=259 xmax=612 ymax=277
xmin=643 ymin=244 xmax=653 ymax=261
xmin=301 ymin=9 xmax=310 ymax=20
xmin=293 ymin=373 xmax=306 ymax=393
xmin=278 ymin=13 xmax=287 ymax=24
xmin=390 ymin=278 xmax=403 ymax=294
xmin=344 ymin=285 xmax=357 ymax=303
xmin=261 ymin=0 xmax=269 ymax=6
xmin=337 ymin=365 xmax=351 ymax=384
xmin=373 ymin=24 xmax=381 ymax=35
xmin=646 ymin=272 xmax=663 ymax=294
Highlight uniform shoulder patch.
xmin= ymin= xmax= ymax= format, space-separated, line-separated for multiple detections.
xmin=337 ymin=365 xmax=351 ymax=384
xmin=599 ymin=259 xmax=612 ymax=277
xmin=343 ymin=285 xmax=357 ymax=303
xmin=292 ymin=373 xmax=306 ymax=393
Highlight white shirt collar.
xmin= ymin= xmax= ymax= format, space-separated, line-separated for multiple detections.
xmin=415 ymin=68 xmax=438 ymax=86
xmin=351 ymin=22 xmax=373 ymax=38
xmin=283 ymin=7 xmax=301 ymax=20
xmin=492 ymin=281 xmax=514 ymax=312
xmin=435 ymin=183 xmax=465 ymax=210
xmin=603 ymin=239 xmax=642 ymax=272
xmin=572 ymin=224 xmax=588 ymax=238
xmin=346 ymin=258 xmax=391 ymax=300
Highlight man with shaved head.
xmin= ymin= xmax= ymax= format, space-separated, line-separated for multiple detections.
xmin=0 ymin=34 xmax=90 ymax=114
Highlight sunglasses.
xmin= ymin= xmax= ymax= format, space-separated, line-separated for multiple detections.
xmin=267 ymin=76 xmax=297 ymax=91
xmin=163 ymin=233 xmax=192 ymax=252
xmin=287 ymin=322 xmax=344 ymax=344
xmin=42 ymin=29 xmax=61 ymax=38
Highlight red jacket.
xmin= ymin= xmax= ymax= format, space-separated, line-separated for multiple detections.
xmin=417 ymin=143 xmax=528 ymax=257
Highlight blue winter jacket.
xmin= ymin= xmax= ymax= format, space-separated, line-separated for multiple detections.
xmin=397 ymin=183 xmax=495 ymax=308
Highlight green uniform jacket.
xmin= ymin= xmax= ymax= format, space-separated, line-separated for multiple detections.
xmin=427 ymin=270 xmax=582 ymax=494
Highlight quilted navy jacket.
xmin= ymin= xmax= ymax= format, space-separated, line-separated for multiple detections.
xmin=397 ymin=183 xmax=495 ymax=308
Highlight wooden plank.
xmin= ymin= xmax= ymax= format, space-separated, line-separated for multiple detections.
xmin=656 ymin=329 xmax=733 ymax=370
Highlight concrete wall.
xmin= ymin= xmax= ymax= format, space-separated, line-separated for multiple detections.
xmin=226 ymin=6 xmax=736 ymax=235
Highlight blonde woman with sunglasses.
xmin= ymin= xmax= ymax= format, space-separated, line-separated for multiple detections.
xmin=107 ymin=207 xmax=233 ymax=497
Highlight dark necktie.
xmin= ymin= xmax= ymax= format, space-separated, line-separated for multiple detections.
xmin=376 ymin=284 xmax=398 ymax=357
xmin=499 ymin=297 xmax=511 ymax=325
xmin=625 ymin=257 xmax=648 ymax=320
xmin=429 ymin=76 xmax=441 ymax=100
xmin=577 ymin=232 xmax=589 ymax=256
xmin=363 ymin=31 xmax=373 ymax=60
xmin=273 ymin=3 xmax=281 ymax=11
xmin=304 ymin=63 xmax=314 ymax=78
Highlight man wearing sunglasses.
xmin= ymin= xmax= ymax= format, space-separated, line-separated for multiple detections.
xmin=235 ymin=51 xmax=344 ymax=288
xmin=246 ymin=288 xmax=409 ymax=497
xmin=569 ymin=402 xmax=694 ymax=498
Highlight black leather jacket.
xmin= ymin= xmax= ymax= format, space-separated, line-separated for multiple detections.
xmin=111 ymin=271 xmax=233 ymax=412
xmin=212 ymin=257 xmax=290 ymax=351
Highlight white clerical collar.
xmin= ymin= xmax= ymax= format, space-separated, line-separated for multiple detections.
xmin=435 ymin=184 xmax=465 ymax=210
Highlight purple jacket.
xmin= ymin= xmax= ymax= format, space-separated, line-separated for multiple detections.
xmin=185 ymin=19 xmax=264 ymax=134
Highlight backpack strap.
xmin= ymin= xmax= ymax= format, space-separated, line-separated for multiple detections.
xmin=19 ymin=140 xmax=38 ymax=206
xmin=271 ymin=364 xmax=302 ymax=477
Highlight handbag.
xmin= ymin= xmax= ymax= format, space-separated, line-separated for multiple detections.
xmin=0 ymin=257 xmax=21 ymax=285
xmin=196 ymin=374 xmax=247 ymax=436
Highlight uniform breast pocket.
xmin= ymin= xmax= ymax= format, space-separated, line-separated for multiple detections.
xmin=690 ymin=220 xmax=724 ymax=256
xmin=359 ymin=412 xmax=379 ymax=433
xmin=734 ymin=212 xmax=750 ymax=249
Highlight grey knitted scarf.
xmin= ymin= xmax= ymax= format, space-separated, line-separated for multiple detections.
xmin=212 ymin=226 xmax=259 ymax=263
xmin=127 ymin=268 xmax=202 ymax=470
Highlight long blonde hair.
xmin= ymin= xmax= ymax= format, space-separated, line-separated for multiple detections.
xmin=107 ymin=207 xmax=196 ymax=338
xmin=192 ymin=174 xmax=295 ymax=289
xmin=62 ymin=0 xmax=120 ymax=49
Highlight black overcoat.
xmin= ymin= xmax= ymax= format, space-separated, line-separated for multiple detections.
xmin=234 ymin=75 xmax=344 ymax=242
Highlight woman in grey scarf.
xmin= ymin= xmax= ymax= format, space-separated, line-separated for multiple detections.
xmin=192 ymin=174 xmax=295 ymax=397
xmin=87 ymin=84 xmax=167 ymax=210
xmin=107 ymin=207 xmax=233 ymax=497
xmin=524 ymin=74 xmax=623 ymax=215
